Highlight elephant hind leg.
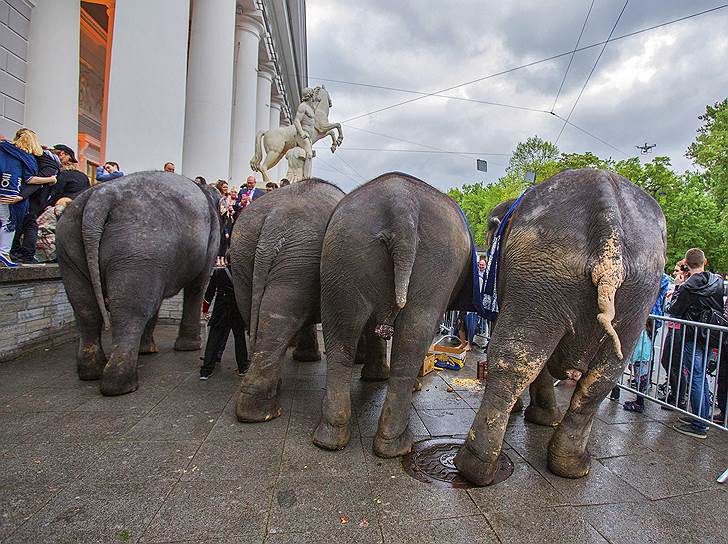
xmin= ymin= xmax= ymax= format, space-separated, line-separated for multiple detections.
xmin=175 ymin=269 xmax=210 ymax=351
xmin=139 ymin=310 xmax=160 ymax=354
xmin=548 ymin=325 xmax=640 ymax=478
xmin=455 ymin=323 xmax=564 ymax=485
xmin=292 ymin=324 xmax=321 ymax=362
xmin=64 ymin=267 xmax=107 ymax=381
xmin=358 ymin=317 xmax=390 ymax=381
xmin=524 ymin=365 xmax=562 ymax=427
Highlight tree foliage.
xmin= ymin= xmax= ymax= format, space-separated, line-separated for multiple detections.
xmin=448 ymin=101 xmax=728 ymax=271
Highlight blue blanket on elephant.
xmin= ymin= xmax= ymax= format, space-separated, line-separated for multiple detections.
xmin=448 ymin=206 xmax=488 ymax=319
xmin=449 ymin=194 xmax=526 ymax=320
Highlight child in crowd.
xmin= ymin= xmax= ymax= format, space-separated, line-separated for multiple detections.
xmin=35 ymin=197 xmax=72 ymax=262
xmin=199 ymin=259 xmax=249 ymax=380
xmin=622 ymin=322 xmax=653 ymax=412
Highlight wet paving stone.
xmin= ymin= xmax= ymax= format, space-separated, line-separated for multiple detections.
xmin=1 ymin=326 xmax=726 ymax=543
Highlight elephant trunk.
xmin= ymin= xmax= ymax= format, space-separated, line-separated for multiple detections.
xmin=81 ymin=190 xmax=115 ymax=330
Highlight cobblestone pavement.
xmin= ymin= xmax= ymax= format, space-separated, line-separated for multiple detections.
xmin=1 ymin=324 xmax=726 ymax=543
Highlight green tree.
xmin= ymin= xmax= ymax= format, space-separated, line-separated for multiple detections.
xmin=687 ymin=98 xmax=728 ymax=213
xmin=506 ymin=135 xmax=560 ymax=183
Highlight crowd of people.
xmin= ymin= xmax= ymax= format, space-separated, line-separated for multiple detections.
xmin=0 ymin=129 xmax=91 ymax=266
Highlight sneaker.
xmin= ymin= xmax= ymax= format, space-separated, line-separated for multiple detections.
xmin=199 ymin=368 xmax=213 ymax=380
xmin=713 ymin=413 xmax=726 ymax=424
xmin=672 ymin=422 xmax=707 ymax=439
xmin=0 ymin=253 xmax=19 ymax=268
xmin=623 ymin=401 xmax=644 ymax=413
xmin=678 ymin=415 xmax=696 ymax=425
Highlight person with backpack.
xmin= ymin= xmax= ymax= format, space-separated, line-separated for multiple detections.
xmin=666 ymin=248 xmax=725 ymax=438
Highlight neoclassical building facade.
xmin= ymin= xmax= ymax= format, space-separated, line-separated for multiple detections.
xmin=0 ymin=0 xmax=307 ymax=184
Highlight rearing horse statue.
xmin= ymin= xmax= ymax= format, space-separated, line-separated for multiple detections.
xmin=250 ymin=86 xmax=344 ymax=182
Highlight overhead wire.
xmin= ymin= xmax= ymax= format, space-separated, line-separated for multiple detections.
xmin=337 ymin=4 xmax=727 ymax=124
xmin=555 ymin=0 xmax=629 ymax=144
xmin=551 ymin=0 xmax=595 ymax=112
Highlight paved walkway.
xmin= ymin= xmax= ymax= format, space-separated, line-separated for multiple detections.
xmin=1 ymin=324 xmax=726 ymax=543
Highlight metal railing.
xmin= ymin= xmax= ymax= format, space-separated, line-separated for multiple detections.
xmin=614 ymin=314 xmax=727 ymax=483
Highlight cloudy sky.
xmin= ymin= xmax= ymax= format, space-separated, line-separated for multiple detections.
xmin=304 ymin=0 xmax=728 ymax=192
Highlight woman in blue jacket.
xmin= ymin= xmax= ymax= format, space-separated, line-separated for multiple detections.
xmin=0 ymin=131 xmax=38 ymax=266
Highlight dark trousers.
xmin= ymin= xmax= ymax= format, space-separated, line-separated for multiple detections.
xmin=717 ymin=347 xmax=728 ymax=416
xmin=10 ymin=213 xmax=38 ymax=260
xmin=201 ymin=318 xmax=249 ymax=374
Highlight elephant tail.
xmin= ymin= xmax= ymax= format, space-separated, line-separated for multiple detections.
xmin=81 ymin=190 xmax=114 ymax=330
xmin=590 ymin=222 xmax=626 ymax=361
xmin=250 ymin=130 xmax=266 ymax=172
xmin=374 ymin=203 xmax=419 ymax=339
xmin=249 ymin=229 xmax=282 ymax=353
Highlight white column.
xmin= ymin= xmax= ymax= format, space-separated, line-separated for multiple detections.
xmin=229 ymin=8 xmax=264 ymax=185
xmin=105 ymin=0 xmax=191 ymax=173
xmin=269 ymin=95 xmax=284 ymax=181
xmin=182 ymin=0 xmax=236 ymax=182
xmin=255 ymin=62 xmax=275 ymax=135
xmin=25 ymin=0 xmax=80 ymax=147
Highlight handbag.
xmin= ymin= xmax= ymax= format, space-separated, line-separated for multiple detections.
xmin=698 ymin=307 xmax=728 ymax=350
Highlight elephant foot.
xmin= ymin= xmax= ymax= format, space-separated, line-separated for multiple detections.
xmin=373 ymin=428 xmax=412 ymax=458
xmin=511 ymin=396 xmax=524 ymax=413
xmin=236 ymin=390 xmax=283 ymax=423
xmin=77 ymin=344 xmax=106 ymax=381
xmin=100 ymin=366 xmax=138 ymax=396
xmin=454 ymin=444 xmax=498 ymax=486
xmin=174 ymin=336 xmax=200 ymax=351
xmin=360 ymin=363 xmax=390 ymax=382
xmin=524 ymin=403 xmax=563 ymax=427
xmin=547 ymin=448 xmax=592 ymax=479
xmin=292 ymin=349 xmax=321 ymax=362
xmin=313 ymin=419 xmax=351 ymax=451
xmin=139 ymin=341 xmax=158 ymax=355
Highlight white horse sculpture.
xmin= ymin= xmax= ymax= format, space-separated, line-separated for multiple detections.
xmin=250 ymin=86 xmax=344 ymax=182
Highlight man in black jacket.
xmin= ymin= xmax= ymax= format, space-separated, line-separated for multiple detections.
xmin=51 ymin=144 xmax=90 ymax=203
xmin=199 ymin=263 xmax=249 ymax=380
xmin=666 ymin=248 xmax=725 ymax=438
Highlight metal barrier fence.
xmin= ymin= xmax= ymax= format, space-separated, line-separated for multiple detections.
xmin=614 ymin=313 xmax=727 ymax=483
xmin=439 ymin=311 xmax=490 ymax=349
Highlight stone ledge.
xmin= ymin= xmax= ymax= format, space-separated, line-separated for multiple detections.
xmin=0 ymin=263 xmax=62 ymax=284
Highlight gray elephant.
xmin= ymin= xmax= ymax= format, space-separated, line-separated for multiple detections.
xmin=313 ymin=172 xmax=477 ymax=457
xmin=454 ymin=169 xmax=666 ymax=485
xmin=230 ymin=178 xmax=389 ymax=423
xmin=56 ymin=172 xmax=221 ymax=396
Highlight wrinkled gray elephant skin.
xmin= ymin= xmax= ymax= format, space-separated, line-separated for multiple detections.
xmin=313 ymin=172 xmax=473 ymax=457
xmin=56 ymin=172 xmax=221 ymax=396
xmin=229 ymin=179 xmax=388 ymax=423
xmin=454 ymin=169 xmax=666 ymax=485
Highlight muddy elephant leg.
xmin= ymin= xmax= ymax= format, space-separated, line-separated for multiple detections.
xmin=174 ymin=273 xmax=208 ymax=351
xmin=236 ymin=299 xmax=303 ymax=422
xmin=524 ymin=365 xmax=562 ymax=427
xmin=292 ymin=324 xmax=321 ymax=362
xmin=455 ymin=324 xmax=561 ymax=485
xmin=63 ymin=270 xmax=107 ymax=380
xmin=76 ymin=317 xmax=107 ymax=381
xmin=139 ymin=310 xmax=160 ymax=354
xmin=548 ymin=352 xmax=625 ymax=479
xmin=313 ymin=313 xmax=369 ymax=451
xmin=359 ymin=319 xmax=389 ymax=381
xmin=373 ymin=306 xmax=439 ymax=458
xmin=101 ymin=318 xmax=146 ymax=396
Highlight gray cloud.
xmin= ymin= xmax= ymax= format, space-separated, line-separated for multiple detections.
xmin=306 ymin=0 xmax=728 ymax=192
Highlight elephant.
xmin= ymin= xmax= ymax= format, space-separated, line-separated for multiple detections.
xmin=229 ymin=178 xmax=389 ymax=423
xmin=56 ymin=171 xmax=221 ymax=396
xmin=313 ymin=172 xmax=477 ymax=457
xmin=454 ymin=168 xmax=666 ymax=485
